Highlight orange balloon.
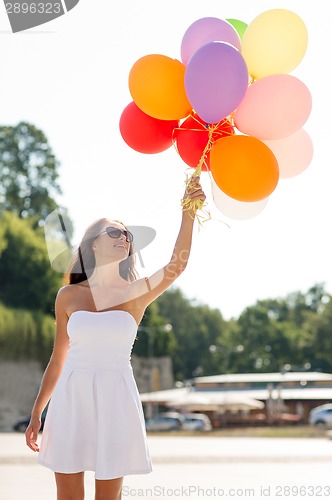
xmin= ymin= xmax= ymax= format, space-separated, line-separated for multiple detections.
xmin=129 ymin=54 xmax=192 ymax=120
xmin=210 ymin=135 xmax=279 ymax=202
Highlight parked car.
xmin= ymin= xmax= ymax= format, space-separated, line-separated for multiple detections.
xmin=309 ymin=404 xmax=332 ymax=426
xmin=13 ymin=406 xmax=48 ymax=432
xmin=182 ymin=413 xmax=212 ymax=431
xmin=145 ymin=411 xmax=213 ymax=432
xmin=145 ymin=412 xmax=185 ymax=431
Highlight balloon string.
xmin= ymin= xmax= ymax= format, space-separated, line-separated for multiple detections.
xmin=181 ymin=124 xmax=217 ymax=223
xmin=172 ymin=114 xmax=234 ymax=160
xmin=173 ymin=116 xmax=234 ymax=137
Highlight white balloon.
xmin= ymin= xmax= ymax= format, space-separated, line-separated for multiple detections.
xmin=211 ymin=178 xmax=268 ymax=220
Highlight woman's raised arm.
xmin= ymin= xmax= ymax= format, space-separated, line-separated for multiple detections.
xmin=140 ymin=176 xmax=206 ymax=305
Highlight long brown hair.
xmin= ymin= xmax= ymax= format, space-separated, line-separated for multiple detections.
xmin=63 ymin=218 xmax=139 ymax=285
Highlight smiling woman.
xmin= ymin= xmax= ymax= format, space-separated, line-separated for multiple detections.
xmin=65 ymin=219 xmax=139 ymax=289
xmin=24 ymin=176 xmax=206 ymax=500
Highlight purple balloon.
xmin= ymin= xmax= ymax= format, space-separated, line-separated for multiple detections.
xmin=181 ymin=17 xmax=242 ymax=66
xmin=184 ymin=41 xmax=249 ymax=124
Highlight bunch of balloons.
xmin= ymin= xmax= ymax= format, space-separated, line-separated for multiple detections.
xmin=119 ymin=8 xmax=312 ymax=219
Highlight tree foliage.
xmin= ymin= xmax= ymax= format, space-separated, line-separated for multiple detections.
xmin=0 ymin=301 xmax=55 ymax=368
xmin=0 ymin=211 xmax=62 ymax=313
xmin=140 ymin=283 xmax=332 ymax=380
xmin=132 ymin=300 xmax=177 ymax=358
xmin=152 ymin=287 xmax=229 ymax=380
xmin=0 ymin=121 xmax=61 ymax=223
xmin=224 ymin=283 xmax=331 ymax=374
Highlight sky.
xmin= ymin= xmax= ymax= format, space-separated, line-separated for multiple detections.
xmin=0 ymin=0 xmax=330 ymax=320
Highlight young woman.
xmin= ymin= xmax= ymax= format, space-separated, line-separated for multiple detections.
xmin=25 ymin=176 xmax=206 ymax=500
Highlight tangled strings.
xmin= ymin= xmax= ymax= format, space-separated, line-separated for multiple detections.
xmin=177 ymin=117 xmax=233 ymax=225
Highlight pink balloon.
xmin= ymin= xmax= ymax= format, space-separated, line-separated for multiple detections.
xmin=262 ymin=129 xmax=313 ymax=179
xmin=181 ymin=17 xmax=242 ymax=66
xmin=234 ymin=74 xmax=312 ymax=140
xmin=185 ymin=42 xmax=249 ymax=124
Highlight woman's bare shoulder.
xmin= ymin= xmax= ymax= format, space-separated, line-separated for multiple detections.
xmin=56 ymin=283 xmax=86 ymax=303
xmin=55 ymin=283 xmax=89 ymax=318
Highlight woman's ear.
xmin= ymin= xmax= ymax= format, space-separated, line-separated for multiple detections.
xmin=92 ymin=241 xmax=97 ymax=252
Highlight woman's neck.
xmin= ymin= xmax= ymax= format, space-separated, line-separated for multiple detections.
xmin=88 ymin=261 xmax=128 ymax=288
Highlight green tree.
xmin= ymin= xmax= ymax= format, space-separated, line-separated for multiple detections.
xmin=302 ymin=295 xmax=332 ymax=372
xmin=0 ymin=211 xmax=62 ymax=313
xmin=132 ymin=301 xmax=177 ymax=358
xmin=282 ymin=284 xmax=326 ymax=326
xmin=230 ymin=285 xmax=329 ymax=374
xmin=0 ymin=121 xmax=61 ymax=223
xmin=231 ymin=304 xmax=286 ymax=372
xmin=154 ymin=287 xmax=228 ymax=380
xmin=0 ymin=301 xmax=55 ymax=367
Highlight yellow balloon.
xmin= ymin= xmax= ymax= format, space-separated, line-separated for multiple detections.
xmin=242 ymin=9 xmax=308 ymax=79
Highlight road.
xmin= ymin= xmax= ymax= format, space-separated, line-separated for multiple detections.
xmin=1 ymin=433 xmax=332 ymax=499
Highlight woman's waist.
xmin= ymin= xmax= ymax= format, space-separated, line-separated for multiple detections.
xmin=63 ymin=355 xmax=133 ymax=372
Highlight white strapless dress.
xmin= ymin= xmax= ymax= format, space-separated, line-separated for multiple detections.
xmin=37 ymin=310 xmax=152 ymax=480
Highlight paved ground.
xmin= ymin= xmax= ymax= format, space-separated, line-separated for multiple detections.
xmin=1 ymin=433 xmax=332 ymax=499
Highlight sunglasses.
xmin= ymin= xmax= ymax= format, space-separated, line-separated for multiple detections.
xmin=98 ymin=226 xmax=134 ymax=243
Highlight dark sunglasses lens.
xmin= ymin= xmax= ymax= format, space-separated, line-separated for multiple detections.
xmin=106 ymin=228 xmax=122 ymax=239
xmin=106 ymin=227 xmax=133 ymax=243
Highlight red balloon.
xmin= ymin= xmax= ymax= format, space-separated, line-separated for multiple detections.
xmin=174 ymin=113 xmax=234 ymax=170
xmin=119 ymin=102 xmax=179 ymax=154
